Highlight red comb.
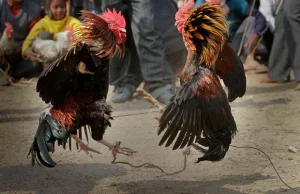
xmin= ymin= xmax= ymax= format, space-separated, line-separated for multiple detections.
xmin=65 ymin=26 xmax=73 ymax=33
xmin=176 ymin=0 xmax=194 ymax=20
xmin=102 ymin=8 xmax=126 ymax=29
xmin=4 ymin=22 xmax=12 ymax=28
xmin=181 ymin=0 xmax=194 ymax=10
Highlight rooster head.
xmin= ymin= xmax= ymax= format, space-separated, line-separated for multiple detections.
xmin=102 ymin=8 xmax=126 ymax=44
xmin=64 ymin=26 xmax=74 ymax=42
xmin=175 ymin=0 xmax=194 ymax=33
xmin=4 ymin=22 xmax=14 ymax=38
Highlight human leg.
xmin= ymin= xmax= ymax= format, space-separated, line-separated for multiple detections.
xmin=128 ymin=0 xmax=176 ymax=104
xmin=264 ymin=4 xmax=291 ymax=82
xmin=283 ymin=0 xmax=300 ymax=84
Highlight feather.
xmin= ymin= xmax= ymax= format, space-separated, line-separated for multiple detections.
xmin=158 ymin=67 xmax=237 ymax=162
xmin=215 ymin=42 xmax=246 ymax=102
xmin=182 ymin=3 xmax=228 ymax=68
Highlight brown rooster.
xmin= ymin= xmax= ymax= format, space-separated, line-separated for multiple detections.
xmin=28 ymin=9 xmax=135 ymax=168
xmin=158 ymin=1 xmax=246 ymax=162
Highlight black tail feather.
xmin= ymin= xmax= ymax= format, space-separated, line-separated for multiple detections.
xmin=27 ymin=120 xmax=56 ymax=167
xmin=195 ymin=119 xmax=237 ymax=162
xmin=28 ymin=115 xmax=70 ymax=168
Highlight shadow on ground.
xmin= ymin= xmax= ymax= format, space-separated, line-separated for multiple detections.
xmin=232 ymin=98 xmax=291 ymax=108
xmin=0 ymin=163 xmax=126 ymax=194
xmin=246 ymin=82 xmax=296 ymax=95
xmin=114 ymin=173 xmax=284 ymax=194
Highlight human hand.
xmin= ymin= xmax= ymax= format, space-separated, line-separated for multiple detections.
xmin=244 ymin=33 xmax=260 ymax=54
xmin=24 ymin=47 xmax=39 ymax=62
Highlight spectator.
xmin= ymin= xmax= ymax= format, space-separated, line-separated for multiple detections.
xmin=262 ymin=0 xmax=300 ymax=91
xmin=0 ymin=0 xmax=41 ymax=84
xmin=22 ymin=0 xmax=81 ymax=64
xmin=69 ymin=0 xmax=95 ymax=18
xmin=253 ymin=0 xmax=276 ymax=74
xmin=94 ymin=0 xmax=186 ymax=104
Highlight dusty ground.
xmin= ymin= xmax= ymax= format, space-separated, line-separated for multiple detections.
xmin=0 ymin=72 xmax=300 ymax=194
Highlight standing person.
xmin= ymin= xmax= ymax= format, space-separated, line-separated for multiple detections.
xmin=262 ymin=0 xmax=300 ymax=90
xmin=69 ymin=0 xmax=95 ymax=18
xmin=94 ymin=0 xmax=186 ymax=104
xmin=0 ymin=0 xmax=41 ymax=83
xmin=253 ymin=0 xmax=276 ymax=74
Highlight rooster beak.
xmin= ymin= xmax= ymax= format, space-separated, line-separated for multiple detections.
xmin=175 ymin=20 xmax=179 ymax=26
xmin=120 ymin=28 xmax=126 ymax=33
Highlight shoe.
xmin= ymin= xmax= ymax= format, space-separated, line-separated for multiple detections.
xmin=255 ymin=64 xmax=268 ymax=74
xmin=156 ymin=89 xmax=175 ymax=105
xmin=295 ymin=82 xmax=300 ymax=91
xmin=111 ymin=85 xmax=135 ymax=103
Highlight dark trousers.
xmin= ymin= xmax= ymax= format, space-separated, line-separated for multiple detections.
xmin=268 ymin=0 xmax=300 ymax=82
xmin=94 ymin=0 xmax=186 ymax=97
xmin=4 ymin=52 xmax=42 ymax=79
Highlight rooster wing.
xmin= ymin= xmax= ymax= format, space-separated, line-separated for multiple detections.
xmin=37 ymin=43 xmax=109 ymax=107
xmin=215 ymin=42 xmax=246 ymax=102
xmin=158 ymin=66 xmax=236 ymax=162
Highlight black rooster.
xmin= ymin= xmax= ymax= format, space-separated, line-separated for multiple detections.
xmin=28 ymin=9 xmax=135 ymax=167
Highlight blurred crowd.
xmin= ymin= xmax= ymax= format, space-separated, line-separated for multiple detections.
xmin=0 ymin=0 xmax=299 ymax=104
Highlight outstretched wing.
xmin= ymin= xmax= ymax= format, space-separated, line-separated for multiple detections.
xmin=36 ymin=43 xmax=106 ymax=107
xmin=215 ymin=42 xmax=246 ymax=102
xmin=158 ymin=66 xmax=236 ymax=155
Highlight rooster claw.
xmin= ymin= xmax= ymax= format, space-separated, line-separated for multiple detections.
xmin=112 ymin=141 xmax=137 ymax=156
xmin=77 ymin=143 xmax=102 ymax=155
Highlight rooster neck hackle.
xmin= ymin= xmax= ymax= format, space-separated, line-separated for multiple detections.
xmin=182 ymin=3 xmax=228 ymax=69
xmin=71 ymin=10 xmax=125 ymax=59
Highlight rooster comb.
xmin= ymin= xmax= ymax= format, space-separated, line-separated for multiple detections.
xmin=176 ymin=0 xmax=194 ymax=20
xmin=4 ymin=22 xmax=12 ymax=28
xmin=102 ymin=8 xmax=126 ymax=29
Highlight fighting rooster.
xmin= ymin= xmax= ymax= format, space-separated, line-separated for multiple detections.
xmin=158 ymin=2 xmax=246 ymax=162
xmin=28 ymin=9 xmax=135 ymax=168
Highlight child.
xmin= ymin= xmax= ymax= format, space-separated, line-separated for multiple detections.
xmin=0 ymin=0 xmax=41 ymax=84
xmin=22 ymin=0 xmax=81 ymax=63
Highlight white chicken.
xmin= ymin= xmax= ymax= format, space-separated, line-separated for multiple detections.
xmin=0 ymin=22 xmax=19 ymax=86
xmin=0 ymin=22 xmax=19 ymax=56
xmin=32 ymin=28 xmax=73 ymax=67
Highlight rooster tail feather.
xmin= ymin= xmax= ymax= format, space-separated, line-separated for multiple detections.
xmin=196 ymin=119 xmax=237 ymax=162
xmin=27 ymin=119 xmax=57 ymax=167
xmin=27 ymin=114 xmax=70 ymax=168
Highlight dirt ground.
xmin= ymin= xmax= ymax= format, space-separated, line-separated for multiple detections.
xmin=0 ymin=72 xmax=300 ymax=194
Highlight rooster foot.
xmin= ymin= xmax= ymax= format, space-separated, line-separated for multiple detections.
xmin=112 ymin=141 xmax=137 ymax=157
xmin=71 ymin=135 xmax=101 ymax=156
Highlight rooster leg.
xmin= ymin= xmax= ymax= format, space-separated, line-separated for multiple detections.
xmin=71 ymin=135 xmax=101 ymax=155
xmin=98 ymin=140 xmax=137 ymax=156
